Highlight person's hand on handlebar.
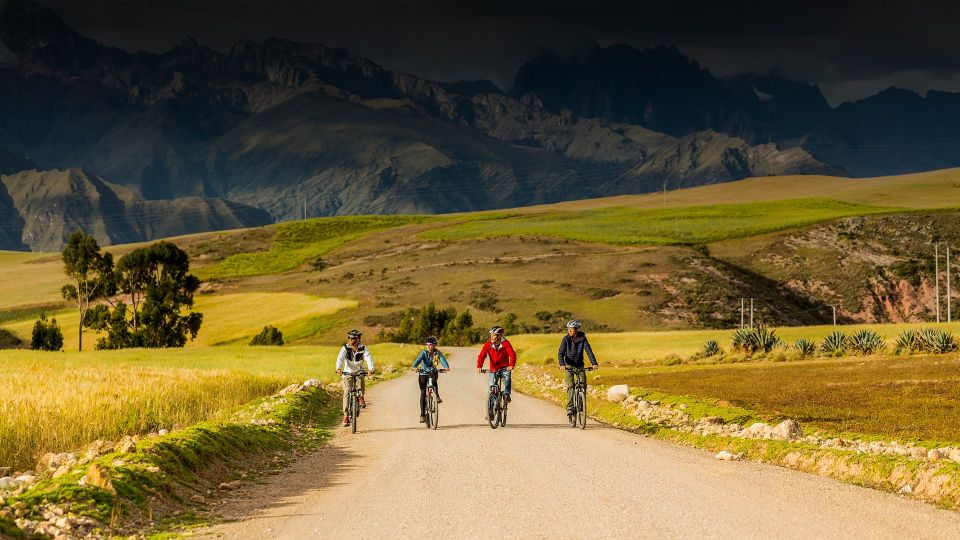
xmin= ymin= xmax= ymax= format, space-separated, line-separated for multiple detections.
xmin=592 ymin=364 xmax=600 ymax=371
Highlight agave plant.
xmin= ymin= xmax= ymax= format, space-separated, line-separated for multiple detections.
xmin=731 ymin=328 xmax=752 ymax=353
xmin=749 ymin=326 xmax=781 ymax=353
xmin=848 ymin=329 xmax=885 ymax=355
xmin=701 ymin=340 xmax=721 ymax=357
xmin=918 ymin=328 xmax=958 ymax=354
xmin=894 ymin=329 xmax=920 ymax=354
xmin=820 ymin=331 xmax=847 ymax=355
xmin=794 ymin=337 xmax=817 ymax=356
xmin=731 ymin=326 xmax=781 ymax=354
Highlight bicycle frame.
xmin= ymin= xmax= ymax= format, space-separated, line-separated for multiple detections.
xmin=346 ymin=370 xmax=366 ymax=433
xmin=565 ymin=366 xmax=593 ymax=429
xmin=481 ymin=368 xmax=509 ymax=428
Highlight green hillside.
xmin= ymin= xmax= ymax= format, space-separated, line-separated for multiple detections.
xmin=2 ymin=168 xmax=960 ymax=346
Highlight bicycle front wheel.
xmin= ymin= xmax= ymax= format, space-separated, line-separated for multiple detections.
xmin=351 ymin=394 xmax=359 ymax=434
xmin=576 ymin=388 xmax=587 ymax=429
xmin=488 ymin=392 xmax=499 ymax=429
xmin=428 ymin=391 xmax=438 ymax=429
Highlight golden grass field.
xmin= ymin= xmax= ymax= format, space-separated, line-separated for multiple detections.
xmin=0 ymin=344 xmax=414 ymax=471
xmin=1 ymin=292 xmax=357 ymax=351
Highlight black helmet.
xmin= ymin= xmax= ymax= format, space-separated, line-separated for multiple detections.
xmin=425 ymin=336 xmax=438 ymax=345
xmin=347 ymin=329 xmax=362 ymax=339
xmin=489 ymin=326 xmax=504 ymax=335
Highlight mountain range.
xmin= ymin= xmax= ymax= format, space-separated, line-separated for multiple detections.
xmin=0 ymin=0 xmax=957 ymax=250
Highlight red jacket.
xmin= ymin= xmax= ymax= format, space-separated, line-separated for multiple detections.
xmin=477 ymin=339 xmax=517 ymax=371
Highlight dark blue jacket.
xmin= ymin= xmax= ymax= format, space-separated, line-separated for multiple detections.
xmin=558 ymin=331 xmax=598 ymax=367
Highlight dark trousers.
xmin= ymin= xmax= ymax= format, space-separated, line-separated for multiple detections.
xmin=418 ymin=372 xmax=439 ymax=416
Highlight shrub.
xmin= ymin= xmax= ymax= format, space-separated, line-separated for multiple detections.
xmin=250 ymin=325 xmax=284 ymax=346
xmin=848 ymin=329 xmax=885 ymax=355
xmin=587 ymin=288 xmax=619 ymax=300
xmin=794 ymin=338 xmax=816 ymax=357
xmin=894 ymin=329 xmax=920 ymax=354
xmin=31 ymin=315 xmax=63 ymax=351
xmin=918 ymin=328 xmax=958 ymax=354
xmin=0 ymin=328 xmax=22 ymax=349
xmin=701 ymin=340 xmax=721 ymax=357
xmin=820 ymin=331 xmax=847 ymax=355
xmin=731 ymin=326 xmax=781 ymax=355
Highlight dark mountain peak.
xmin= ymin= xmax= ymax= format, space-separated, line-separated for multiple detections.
xmin=438 ymin=79 xmax=502 ymax=97
xmin=511 ymin=41 xmax=754 ymax=138
xmin=1 ymin=0 xmax=80 ymax=51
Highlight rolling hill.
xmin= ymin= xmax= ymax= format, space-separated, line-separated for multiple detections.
xmin=3 ymin=168 xmax=960 ymax=349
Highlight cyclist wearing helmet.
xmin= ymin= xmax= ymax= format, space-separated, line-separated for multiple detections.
xmin=412 ymin=336 xmax=450 ymax=423
xmin=558 ymin=320 xmax=599 ymax=420
xmin=336 ymin=329 xmax=375 ymax=426
xmin=476 ymin=326 xmax=517 ymax=402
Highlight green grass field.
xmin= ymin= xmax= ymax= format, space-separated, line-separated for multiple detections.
xmin=199 ymin=215 xmax=431 ymax=279
xmin=421 ymin=198 xmax=900 ymax=245
xmin=0 ymin=344 xmax=411 ymax=472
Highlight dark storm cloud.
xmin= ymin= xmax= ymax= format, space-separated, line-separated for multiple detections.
xmin=32 ymin=0 xmax=960 ymax=104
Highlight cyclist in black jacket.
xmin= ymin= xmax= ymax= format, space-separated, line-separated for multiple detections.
xmin=558 ymin=320 xmax=600 ymax=421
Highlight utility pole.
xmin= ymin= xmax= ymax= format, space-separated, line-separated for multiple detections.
xmin=749 ymin=298 xmax=754 ymax=328
xmin=832 ymin=305 xmax=837 ymax=326
xmin=740 ymin=298 xmax=745 ymax=329
xmin=662 ymin=179 xmax=667 ymax=208
xmin=949 ymin=245 xmax=952 ymax=323
xmin=936 ymin=244 xmax=941 ymax=323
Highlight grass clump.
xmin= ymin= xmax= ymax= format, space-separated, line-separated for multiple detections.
xmin=701 ymin=340 xmax=721 ymax=358
xmin=794 ymin=337 xmax=816 ymax=357
xmin=847 ymin=329 xmax=885 ymax=355
xmin=819 ymin=331 xmax=847 ymax=355
xmin=918 ymin=328 xmax=958 ymax=354
xmin=731 ymin=326 xmax=781 ymax=355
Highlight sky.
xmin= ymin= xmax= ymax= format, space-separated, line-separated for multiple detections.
xmin=30 ymin=0 xmax=960 ymax=106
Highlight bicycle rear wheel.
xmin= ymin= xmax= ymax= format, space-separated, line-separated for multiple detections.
xmin=351 ymin=393 xmax=359 ymax=434
xmin=487 ymin=392 xmax=499 ymax=429
xmin=428 ymin=390 xmax=438 ymax=429
xmin=576 ymin=388 xmax=587 ymax=429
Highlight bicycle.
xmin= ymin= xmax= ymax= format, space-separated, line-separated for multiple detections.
xmin=564 ymin=366 xmax=594 ymax=429
xmin=420 ymin=368 xmax=448 ymax=430
xmin=344 ymin=370 xmax=367 ymax=434
xmin=480 ymin=368 xmax=509 ymax=429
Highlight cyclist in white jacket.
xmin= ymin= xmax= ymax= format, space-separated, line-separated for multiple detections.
xmin=336 ymin=329 xmax=376 ymax=426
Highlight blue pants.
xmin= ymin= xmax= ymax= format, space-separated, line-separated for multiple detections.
xmin=488 ymin=369 xmax=512 ymax=396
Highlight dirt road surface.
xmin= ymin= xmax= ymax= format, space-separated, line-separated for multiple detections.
xmin=201 ymin=348 xmax=960 ymax=539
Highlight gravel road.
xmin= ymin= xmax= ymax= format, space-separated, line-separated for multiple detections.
xmin=201 ymin=347 xmax=960 ymax=539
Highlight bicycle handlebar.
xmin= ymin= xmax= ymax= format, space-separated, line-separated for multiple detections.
xmin=563 ymin=366 xmax=595 ymax=371
xmin=479 ymin=368 xmax=509 ymax=374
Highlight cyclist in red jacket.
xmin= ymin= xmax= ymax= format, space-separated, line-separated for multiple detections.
xmin=476 ymin=326 xmax=517 ymax=402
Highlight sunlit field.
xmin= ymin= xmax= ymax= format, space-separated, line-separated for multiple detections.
xmin=510 ymin=321 xmax=960 ymax=364
xmin=0 ymin=292 xmax=357 ymax=351
xmin=0 ymin=344 xmax=411 ymax=471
